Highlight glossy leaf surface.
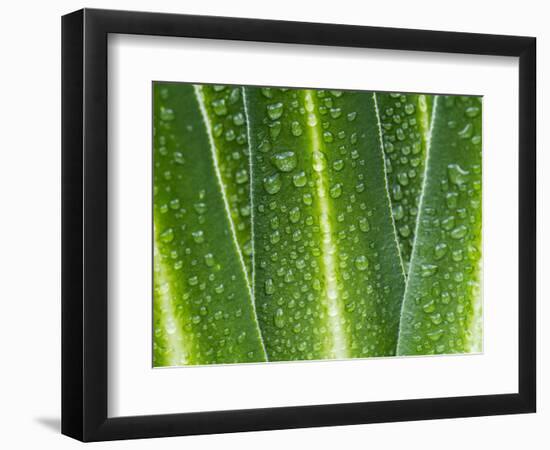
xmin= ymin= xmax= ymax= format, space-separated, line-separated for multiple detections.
xmin=377 ymin=93 xmax=432 ymax=271
xmin=397 ymin=95 xmax=482 ymax=355
xmin=246 ymin=87 xmax=406 ymax=361
xmin=199 ymin=85 xmax=253 ymax=278
xmin=153 ymin=83 xmax=266 ymax=366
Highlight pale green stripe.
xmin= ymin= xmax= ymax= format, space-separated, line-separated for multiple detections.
xmin=304 ymin=90 xmax=349 ymax=359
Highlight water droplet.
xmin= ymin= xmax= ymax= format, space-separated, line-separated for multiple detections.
xmin=274 ymin=308 xmax=285 ymax=328
xmin=267 ymin=102 xmax=284 ymax=120
xmin=235 ymin=169 xmax=248 ymax=184
xmin=258 ymin=139 xmax=271 ymax=153
xmin=160 ymin=228 xmax=174 ymax=243
xmin=173 ymin=152 xmax=185 ymax=165
xmin=213 ymin=123 xmax=223 ymax=138
xmin=265 ymin=279 xmax=275 ymax=295
xmin=434 ymin=243 xmax=448 ymax=260
xmin=393 ymin=204 xmax=404 ymax=221
xmin=421 ymin=264 xmax=438 ymax=277
xmin=404 ymin=103 xmax=415 ymax=114
xmin=441 ymin=216 xmax=455 ymax=231
xmin=359 ymin=217 xmax=370 ymax=232
xmin=452 ymin=249 xmax=464 ymax=261
xmin=393 ymin=185 xmax=403 ymax=200
xmin=289 ymin=206 xmax=301 ymax=223
xmin=169 ymin=198 xmax=180 ymax=210
xmin=399 ymin=224 xmax=411 ymax=238
xmin=329 ymin=107 xmax=342 ymax=119
xmin=422 ymin=300 xmax=436 ymax=313
xmin=354 ymin=255 xmax=369 ymax=271
xmin=159 ymin=88 xmax=169 ymax=99
xmin=430 ymin=313 xmax=443 ymax=325
xmin=465 ymin=106 xmax=480 ymax=118
xmin=447 ymin=164 xmax=470 ymax=186
xmin=165 ymin=320 xmax=176 ymax=334
xmin=272 ymin=151 xmax=297 ymax=172
xmin=192 ymin=230 xmax=205 ymax=244
xmin=427 ymin=329 xmax=443 ymax=341
xmin=204 ymin=253 xmax=215 ymax=267
xmin=223 ymin=128 xmax=235 ymax=142
xmin=450 ymin=224 xmax=468 ymax=239
xmin=194 ymin=202 xmax=207 ymax=214
xmin=446 ymin=192 xmax=459 ymax=209
xmin=270 ymin=230 xmax=281 ymax=244
xmin=159 ymin=107 xmax=175 ymax=121
xmin=323 ymin=131 xmax=334 ymax=143
xmin=269 ymin=121 xmax=282 ymax=139
xmin=291 ymin=121 xmax=303 ymax=136
xmin=329 ymin=183 xmax=342 ymax=198
xmin=261 ymin=87 xmax=273 ymax=98
xmin=332 ymin=159 xmax=344 ymax=171
xmin=458 ymin=123 xmax=473 ymax=139
xmin=233 ymin=112 xmax=245 ymax=126
xmin=236 ymin=331 xmax=246 ymax=343
xmin=293 ymin=171 xmax=307 ymax=187
xmin=312 ymin=151 xmax=327 ymax=172
xmin=263 ymin=173 xmax=282 ymax=194
xmin=211 ymin=99 xmax=227 ymax=116
xmin=397 ymin=172 xmax=409 ymax=186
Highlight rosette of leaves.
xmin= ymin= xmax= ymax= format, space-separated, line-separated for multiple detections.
xmin=153 ymin=82 xmax=482 ymax=366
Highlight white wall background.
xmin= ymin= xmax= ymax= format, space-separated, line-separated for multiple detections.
xmin=0 ymin=0 xmax=546 ymax=448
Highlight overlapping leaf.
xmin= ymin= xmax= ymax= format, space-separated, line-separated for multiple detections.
xmin=376 ymin=93 xmax=432 ymax=271
xmin=245 ymin=87 xmax=405 ymax=360
xmin=153 ymin=83 xmax=266 ymax=366
xmin=396 ymin=95 xmax=483 ymax=355
xmin=152 ymin=84 xmax=482 ymax=366
xmin=198 ymin=85 xmax=254 ymax=279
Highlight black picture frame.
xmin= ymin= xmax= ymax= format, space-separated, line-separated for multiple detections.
xmin=62 ymin=8 xmax=536 ymax=442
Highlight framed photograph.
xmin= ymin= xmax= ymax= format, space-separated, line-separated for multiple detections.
xmin=61 ymin=8 xmax=536 ymax=442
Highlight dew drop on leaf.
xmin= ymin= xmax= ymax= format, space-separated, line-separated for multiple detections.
xmin=263 ymin=173 xmax=282 ymax=195
xmin=272 ymin=151 xmax=297 ymax=172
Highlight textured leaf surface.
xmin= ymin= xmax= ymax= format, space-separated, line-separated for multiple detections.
xmin=246 ymin=87 xmax=406 ymax=361
xmin=396 ymin=95 xmax=482 ymax=355
xmin=199 ymin=85 xmax=253 ymax=278
xmin=377 ymin=93 xmax=432 ymax=271
xmin=153 ymin=83 xmax=266 ymax=366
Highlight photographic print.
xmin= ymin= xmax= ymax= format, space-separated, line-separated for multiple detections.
xmin=153 ymin=83 xmax=482 ymax=367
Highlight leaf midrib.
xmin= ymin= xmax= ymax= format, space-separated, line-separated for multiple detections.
xmin=303 ymin=89 xmax=349 ymax=359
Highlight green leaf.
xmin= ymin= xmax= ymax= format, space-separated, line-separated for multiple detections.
xmin=377 ymin=93 xmax=432 ymax=271
xmin=198 ymin=85 xmax=253 ymax=279
xmin=245 ymin=87 xmax=406 ymax=361
xmin=153 ymin=83 xmax=267 ymax=366
xmin=396 ymin=95 xmax=482 ymax=355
